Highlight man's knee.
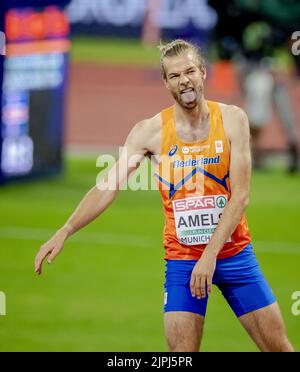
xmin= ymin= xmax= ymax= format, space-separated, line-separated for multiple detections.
xmin=167 ymin=338 xmax=198 ymax=352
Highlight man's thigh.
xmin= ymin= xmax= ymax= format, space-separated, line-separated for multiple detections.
xmin=239 ymin=302 xmax=293 ymax=351
xmin=215 ymin=243 xmax=276 ymax=318
xmin=164 ymin=311 xmax=205 ymax=352
xmin=164 ymin=260 xmax=208 ymax=352
xmin=164 ymin=260 xmax=208 ymax=315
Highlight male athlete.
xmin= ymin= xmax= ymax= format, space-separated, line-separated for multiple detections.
xmin=35 ymin=40 xmax=293 ymax=352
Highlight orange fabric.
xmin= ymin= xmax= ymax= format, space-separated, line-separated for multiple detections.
xmin=155 ymin=101 xmax=251 ymax=260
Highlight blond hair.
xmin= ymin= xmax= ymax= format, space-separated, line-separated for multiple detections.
xmin=158 ymin=39 xmax=205 ymax=80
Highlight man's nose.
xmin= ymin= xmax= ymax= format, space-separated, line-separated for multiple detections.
xmin=179 ymin=73 xmax=189 ymax=85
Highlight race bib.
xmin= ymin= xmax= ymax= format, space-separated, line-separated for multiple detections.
xmin=172 ymin=194 xmax=229 ymax=245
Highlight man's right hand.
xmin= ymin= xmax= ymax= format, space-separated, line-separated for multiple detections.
xmin=34 ymin=227 xmax=69 ymax=275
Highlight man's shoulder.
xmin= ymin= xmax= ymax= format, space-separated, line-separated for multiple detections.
xmin=131 ymin=112 xmax=162 ymax=141
xmin=218 ymin=102 xmax=249 ymax=142
xmin=125 ymin=112 xmax=162 ymax=152
xmin=138 ymin=112 xmax=162 ymax=130
xmin=218 ymin=102 xmax=247 ymax=119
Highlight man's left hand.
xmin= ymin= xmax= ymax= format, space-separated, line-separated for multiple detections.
xmin=190 ymin=251 xmax=217 ymax=299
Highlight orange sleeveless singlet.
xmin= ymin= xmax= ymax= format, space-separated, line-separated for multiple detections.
xmin=154 ymin=101 xmax=251 ymax=260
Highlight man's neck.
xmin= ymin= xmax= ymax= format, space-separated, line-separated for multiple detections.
xmin=174 ymin=97 xmax=209 ymax=128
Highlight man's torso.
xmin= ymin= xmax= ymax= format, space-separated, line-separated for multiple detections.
xmin=139 ymin=100 xmax=251 ymax=259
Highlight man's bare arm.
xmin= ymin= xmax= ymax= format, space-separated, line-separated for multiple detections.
xmin=34 ymin=120 xmax=152 ymax=275
xmin=203 ymin=107 xmax=251 ymax=256
xmin=190 ymin=107 xmax=251 ymax=299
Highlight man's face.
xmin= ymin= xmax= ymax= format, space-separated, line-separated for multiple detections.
xmin=163 ymin=51 xmax=206 ymax=110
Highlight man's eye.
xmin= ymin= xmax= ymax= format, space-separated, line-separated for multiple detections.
xmin=188 ymin=70 xmax=195 ymax=74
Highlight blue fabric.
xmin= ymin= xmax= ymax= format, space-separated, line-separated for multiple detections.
xmin=164 ymin=243 xmax=276 ymax=317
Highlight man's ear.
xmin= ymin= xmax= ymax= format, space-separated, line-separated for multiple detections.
xmin=200 ymin=65 xmax=207 ymax=80
xmin=164 ymin=78 xmax=170 ymax=90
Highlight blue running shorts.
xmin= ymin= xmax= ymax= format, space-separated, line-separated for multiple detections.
xmin=164 ymin=242 xmax=276 ymax=317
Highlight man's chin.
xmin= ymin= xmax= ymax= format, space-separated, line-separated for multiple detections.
xmin=180 ymin=99 xmax=197 ymax=110
xmin=173 ymin=93 xmax=199 ymax=110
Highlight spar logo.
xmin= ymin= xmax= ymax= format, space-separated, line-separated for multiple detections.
xmin=216 ymin=196 xmax=226 ymax=208
xmin=173 ymin=196 xmax=215 ymax=212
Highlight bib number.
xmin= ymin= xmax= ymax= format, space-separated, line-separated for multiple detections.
xmin=173 ymin=195 xmax=228 ymax=245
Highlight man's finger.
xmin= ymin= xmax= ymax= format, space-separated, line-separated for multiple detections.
xmin=35 ymin=247 xmax=50 ymax=274
xmin=194 ymin=275 xmax=201 ymax=299
xmin=34 ymin=252 xmax=43 ymax=270
xmin=199 ymin=276 xmax=206 ymax=299
xmin=207 ymin=276 xmax=212 ymax=296
xmin=35 ymin=253 xmax=44 ymax=273
xmin=47 ymin=247 xmax=60 ymax=264
xmin=35 ymin=254 xmax=47 ymax=274
xmin=190 ymin=273 xmax=196 ymax=297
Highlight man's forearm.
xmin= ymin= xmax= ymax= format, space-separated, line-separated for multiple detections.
xmin=204 ymin=193 xmax=249 ymax=257
xmin=59 ymin=186 xmax=117 ymax=240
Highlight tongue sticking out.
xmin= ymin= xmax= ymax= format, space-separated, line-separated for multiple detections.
xmin=181 ymin=90 xmax=196 ymax=104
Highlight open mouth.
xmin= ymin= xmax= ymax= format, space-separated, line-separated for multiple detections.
xmin=180 ymin=87 xmax=196 ymax=104
xmin=180 ymin=87 xmax=194 ymax=94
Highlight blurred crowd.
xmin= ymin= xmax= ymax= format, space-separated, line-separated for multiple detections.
xmin=208 ymin=0 xmax=300 ymax=173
